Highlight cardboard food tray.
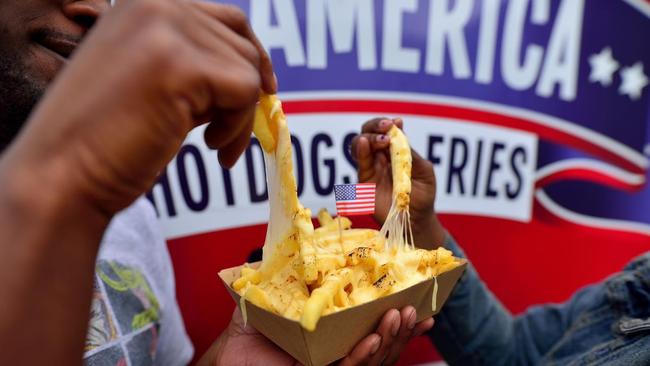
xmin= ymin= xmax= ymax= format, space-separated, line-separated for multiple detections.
xmin=219 ymin=260 xmax=467 ymax=366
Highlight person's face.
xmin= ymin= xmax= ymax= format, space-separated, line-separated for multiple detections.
xmin=0 ymin=0 xmax=110 ymax=151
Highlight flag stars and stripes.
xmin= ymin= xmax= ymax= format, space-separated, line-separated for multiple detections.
xmin=334 ymin=183 xmax=376 ymax=216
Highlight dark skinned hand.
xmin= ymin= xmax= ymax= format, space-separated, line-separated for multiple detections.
xmin=199 ymin=307 xmax=434 ymax=366
xmin=350 ymin=118 xmax=445 ymax=249
xmin=2 ymin=0 xmax=276 ymax=217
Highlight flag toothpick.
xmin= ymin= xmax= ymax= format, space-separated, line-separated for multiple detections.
xmin=334 ymin=183 xmax=376 ymax=216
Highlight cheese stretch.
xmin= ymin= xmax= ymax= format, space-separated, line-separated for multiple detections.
xmin=234 ymin=95 xmax=461 ymax=331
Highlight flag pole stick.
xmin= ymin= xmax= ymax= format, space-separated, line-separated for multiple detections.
xmin=337 ymin=215 xmax=344 ymax=253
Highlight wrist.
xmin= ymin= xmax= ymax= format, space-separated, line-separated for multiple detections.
xmin=197 ymin=322 xmax=234 ymax=366
xmin=0 ymin=153 xmax=111 ymax=233
xmin=197 ymin=339 xmax=222 ymax=366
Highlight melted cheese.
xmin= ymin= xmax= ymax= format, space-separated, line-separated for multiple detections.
xmin=236 ymin=95 xmax=460 ymax=329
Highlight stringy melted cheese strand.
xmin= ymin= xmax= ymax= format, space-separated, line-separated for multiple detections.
xmin=379 ymin=126 xmax=415 ymax=250
xmin=253 ymin=95 xmax=315 ymax=281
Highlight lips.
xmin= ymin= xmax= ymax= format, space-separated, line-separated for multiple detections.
xmin=38 ymin=37 xmax=77 ymax=60
xmin=32 ymin=30 xmax=81 ymax=61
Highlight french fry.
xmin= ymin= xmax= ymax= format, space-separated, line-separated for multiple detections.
xmin=315 ymin=252 xmax=347 ymax=275
xmin=387 ymin=126 xmax=412 ymax=211
xmin=316 ymin=228 xmax=379 ymax=252
xmin=232 ymin=267 xmax=261 ymax=291
xmin=346 ymin=247 xmax=378 ymax=267
xmin=253 ymin=94 xmax=285 ymax=153
xmin=243 ymin=285 xmax=274 ymax=312
xmin=260 ymin=94 xmax=285 ymax=127
xmin=436 ymin=247 xmax=454 ymax=264
xmin=317 ymin=208 xmax=333 ymax=226
xmin=255 ymin=93 xmax=315 ymax=281
xmin=314 ymin=216 xmax=352 ymax=235
xmin=301 ymin=269 xmax=352 ymax=331
xmin=378 ymin=125 xmax=416 ymax=250
xmin=372 ymin=272 xmax=395 ymax=295
xmin=284 ymin=290 xmax=309 ymax=320
xmin=253 ymin=104 xmax=277 ymax=153
xmin=300 ymin=241 xmax=318 ymax=284
xmin=334 ymin=287 xmax=351 ymax=308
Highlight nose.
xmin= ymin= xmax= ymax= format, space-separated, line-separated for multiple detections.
xmin=62 ymin=0 xmax=111 ymax=30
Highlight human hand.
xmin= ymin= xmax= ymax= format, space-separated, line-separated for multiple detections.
xmin=2 ymin=0 xmax=275 ymax=217
xmin=350 ymin=118 xmax=445 ymax=248
xmin=201 ymin=307 xmax=433 ymax=366
xmin=338 ymin=306 xmax=434 ymax=366
xmin=197 ymin=308 xmax=296 ymax=366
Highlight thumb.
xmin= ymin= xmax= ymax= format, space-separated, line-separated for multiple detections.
xmin=352 ymin=135 xmax=375 ymax=182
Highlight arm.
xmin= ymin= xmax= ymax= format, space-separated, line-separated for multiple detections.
xmin=428 ymin=233 xmax=517 ymax=365
xmin=0 ymin=161 xmax=110 ymax=365
xmin=430 ymin=233 xmax=598 ymax=366
xmin=0 ymin=1 xmax=275 ymax=364
xmin=351 ymin=118 xmax=580 ymax=366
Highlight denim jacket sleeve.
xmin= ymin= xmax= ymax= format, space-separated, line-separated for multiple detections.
xmin=428 ymin=233 xmax=603 ymax=366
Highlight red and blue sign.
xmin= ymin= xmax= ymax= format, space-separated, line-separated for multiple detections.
xmin=146 ymin=1 xmax=650 ymax=364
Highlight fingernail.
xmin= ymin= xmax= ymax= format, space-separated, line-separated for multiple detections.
xmin=370 ymin=336 xmax=381 ymax=355
xmin=379 ymin=119 xmax=391 ymax=128
xmin=391 ymin=313 xmax=400 ymax=336
xmin=407 ymin=310 xmax=416 ymax=330
xmin=379 ymin=135 xmax=388 ymax=142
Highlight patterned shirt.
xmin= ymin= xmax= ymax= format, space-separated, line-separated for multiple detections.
xmin=84 ymin=198 xmax=193 ymax=366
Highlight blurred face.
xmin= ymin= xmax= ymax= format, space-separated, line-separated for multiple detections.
xmin=0 ymin=0 xmax=110 ymax=150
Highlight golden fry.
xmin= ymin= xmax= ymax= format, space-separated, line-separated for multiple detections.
xmin=232 ymin=267 xmax=261 ymax=291
xmin=314 ymin=216 xmax=351 ymax=235
xmin=317 ymin=208 xmax=333 ymax=226
xmin=243 ymin=285 xmax=274 ymax=312
xmin=301 ymin=269 xmax=352 ymax=331
xmin=387 ymin=126 xmax=412 ymax=211
xmin=253 ymin=105 xmax=277 ymax=153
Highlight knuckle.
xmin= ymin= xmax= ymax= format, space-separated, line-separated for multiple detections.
xmin=218 ymin=66 xmax=260 ymax=106
xmin=137 ymin=26 xmax=192 ymax=80
xmin=241 ymin=41 xmax=260 ymax=66
xmin=222 ymin=4 xmax=248 ymax=27
xmin=130 ymin=0 xmax=170 ymax=18
xmin=350 ymin=137 xmax=360 ymax=150
xmin=363 ymin=118 xmax=384 ymax=131
xmin=141 ymin=25 xmax=178 ymax=60
xmin=237 ymin=70 xmax=261 ymax=102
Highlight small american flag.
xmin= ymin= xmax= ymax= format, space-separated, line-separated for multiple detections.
xmin=334 ymin=183 xmax=376 ymax=216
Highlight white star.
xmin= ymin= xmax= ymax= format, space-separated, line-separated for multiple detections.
xmin=619 ymin=62 xmax=648 ymax=100
xmin=589 ymin=47 xmax=619 ymax=87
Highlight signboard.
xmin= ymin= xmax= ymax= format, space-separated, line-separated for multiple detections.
xmin=148 ymin=1 xmax=650 ymax=364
